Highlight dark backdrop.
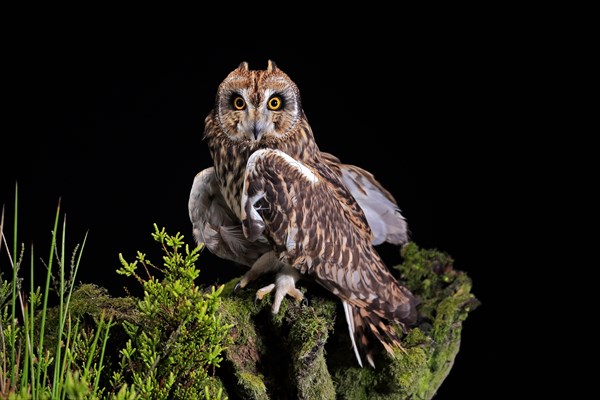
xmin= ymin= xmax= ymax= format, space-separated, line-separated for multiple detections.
xmin=2 ymin=41 xmax=514 ymax=399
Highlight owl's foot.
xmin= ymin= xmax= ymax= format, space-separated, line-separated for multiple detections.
xmin=234 ymin=251 xmax=281 ymax=294
xmin=255 ymin=264 xmax=304 ymax=314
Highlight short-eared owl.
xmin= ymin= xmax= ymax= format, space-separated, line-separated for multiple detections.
xmin=189 ymin=60 xmax=417 ymax=367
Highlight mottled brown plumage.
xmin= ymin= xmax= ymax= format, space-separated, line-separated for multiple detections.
xmin=189 ymin=60 xmax=415 ymax=367
xmin=241 ymin=149 xmax=418 ymax=367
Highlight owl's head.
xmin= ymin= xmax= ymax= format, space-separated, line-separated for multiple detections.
xmin=213 ymin=60 xmax=302 ymax=143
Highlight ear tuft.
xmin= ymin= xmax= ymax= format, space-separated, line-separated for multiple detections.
xmin=267 ymin=60 xmax=278 ymax=72
xmin=238 ymin=61 xmax=249 ymax=71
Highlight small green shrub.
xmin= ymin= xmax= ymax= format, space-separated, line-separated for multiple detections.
xmin=114 ymin=224 xmax=232 ymax=400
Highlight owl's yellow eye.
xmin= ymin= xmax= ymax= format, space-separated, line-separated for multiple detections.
xmin=233 ymin=96 xmax=246 ymax=110
xmin=267 ymin=96 xmax=282 ymax=110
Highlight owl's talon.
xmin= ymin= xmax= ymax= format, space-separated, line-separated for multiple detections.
xmin=301 ymin=297 xmax=309 ymax=307
xmin=234 ymin=282 xmax=242 ymax=294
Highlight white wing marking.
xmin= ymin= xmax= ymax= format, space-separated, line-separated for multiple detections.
xmin=343 ymin=300 xmax=364 ymax=368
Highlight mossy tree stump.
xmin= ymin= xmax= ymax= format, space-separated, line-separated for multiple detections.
xmin=58 ymin=242 xmax=478 ymax=399
xmin=217 ymin=242 xmax=480 ymax=400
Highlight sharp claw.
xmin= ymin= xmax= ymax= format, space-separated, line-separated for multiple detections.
xmin=254 ymin=295 xmax=259 ymax=308
xmin=234 ymin=282 xmax=241 ymax=294
xmin=301 ymin=297 xmax=309 ymax=307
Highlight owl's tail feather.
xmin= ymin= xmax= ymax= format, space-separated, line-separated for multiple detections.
xmin=342 ymin=301 xmax=407 ymax=369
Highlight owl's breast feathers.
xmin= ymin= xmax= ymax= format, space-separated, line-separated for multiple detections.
xmin=241 ymin=148 xmax=417 ymax=325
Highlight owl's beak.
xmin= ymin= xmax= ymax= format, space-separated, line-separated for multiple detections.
xmin=241 ymin=109 xmax=268 ymax=141
xmin=250 ymin=118 xmax=269 ymax=141
xmin=253 ymin=124 xmax=261 ymax=141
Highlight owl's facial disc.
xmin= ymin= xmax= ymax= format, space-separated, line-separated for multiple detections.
xmin=217 ymin=71 xmax=300 ymax=144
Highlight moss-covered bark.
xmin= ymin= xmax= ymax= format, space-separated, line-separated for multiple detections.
xmin=39 ymin=283 xmax=140 ymax=358
xmin=51 ymin=243 xmax=478 ymax=399
xmin=217 ymin=243 xmax=480 ymax=400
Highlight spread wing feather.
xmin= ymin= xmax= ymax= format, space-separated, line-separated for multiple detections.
xmin=321 ymin=152 xmax=408 ymax=245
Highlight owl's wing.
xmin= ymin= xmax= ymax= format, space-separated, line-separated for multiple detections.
xmin=188 ymin=167 xmax=271 ymax=267
xmin=241 ymin=149 xmax=417 ymax=367
xmin=320 ymin=152 xmax=408 ymax=246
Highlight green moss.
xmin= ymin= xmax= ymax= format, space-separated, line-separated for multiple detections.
xmin=403 ymin=327 xmax=431 ymax=348
xmin=287 ymin=297 xmax=337 ymax=400
xmin=332 ymin=334 xmax=429 ymax=400
xmin=331 ymin=366 xmax=375 ymax=400
xmin=220 ymin=296 xmax=265 ymax=370
xmin=40 ymin=283 xmax=139 ymax=356
xmin=395 ymin=243 xmax=458 ymax=321
xmin=236 ymin=372 xmax=269 ymax=400
xmin=415 ymin=272 xmax=479 ymax=399
xmin=219 ymin=292 xmax=270 ymax=399
xmin=330 ymin=243 xmax=479 ymax=399
xmin=221 ymin=277 xmax=242 ymax=297
xmin=67 ymin=283 xmax=139 ymax=323
xmin=385 ymin=347 xmax=429 ymax=398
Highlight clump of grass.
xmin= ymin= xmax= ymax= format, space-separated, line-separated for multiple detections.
xmin=0 ymin=184 xmax=129 ymax=399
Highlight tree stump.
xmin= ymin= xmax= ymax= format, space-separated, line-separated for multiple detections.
xmin=217 ymin=243 xmax=480 ymax=400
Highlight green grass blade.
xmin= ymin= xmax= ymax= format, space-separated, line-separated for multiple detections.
xmin=85 ymin=312 xmax=105 ymax=376
xmin=19 ymin=245 xmax=36 ymax=394
xmin=36 ymin=198 xmax=61 ymax=396
xmin=52 ymin=213 xmax=67 ymax=396
xmin=29 ymin=244 xmax=35 ymax=396
xmin=10 ymin=182 xmax=18 ymax=390
xmin=94 ymin=316 xmax=113 ymax=394
xmin=58 ymin=315 xmax=72 ymax=400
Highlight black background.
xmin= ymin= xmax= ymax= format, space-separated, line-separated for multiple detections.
xmin=1 ymin=37 xmax=518 ymax=398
